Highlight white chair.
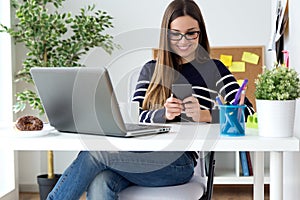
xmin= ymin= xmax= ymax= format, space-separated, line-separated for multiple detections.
xmin=119 ymin=152 xmax=215 ymax=200
xmin=118 ymin=68 xmax=216 ymax=200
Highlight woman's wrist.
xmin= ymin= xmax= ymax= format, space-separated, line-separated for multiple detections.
xmin=198 ymin=110 xmax=212 ymax=122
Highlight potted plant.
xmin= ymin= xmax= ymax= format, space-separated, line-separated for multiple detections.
xmin=255 ymin=64 xmax=300 ymax=137
xmin=0 ymin=0 xmax=118 ymax=199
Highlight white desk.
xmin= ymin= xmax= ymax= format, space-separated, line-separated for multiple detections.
xmin=0 ymin=123 xmax=299 ymax=200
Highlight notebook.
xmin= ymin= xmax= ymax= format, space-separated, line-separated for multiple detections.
xmin=30 ymin=67 xmax=170 ymax=137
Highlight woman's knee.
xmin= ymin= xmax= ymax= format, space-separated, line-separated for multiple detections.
xmin=87 ymin=170 xmax=130 ymax=200
xmin=89 ymin=170 xmax=113 ymax=191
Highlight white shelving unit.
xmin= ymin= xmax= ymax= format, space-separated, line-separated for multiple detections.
xmin=214 ymin=151 xmax=270 ymax=185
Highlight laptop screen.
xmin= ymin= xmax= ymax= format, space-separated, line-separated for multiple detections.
xmin=30 ymin=67 xmax=127 ymax=136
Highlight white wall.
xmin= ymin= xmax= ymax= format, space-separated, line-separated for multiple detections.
xmin=60 ymin=0 xmax=273 ymax=103
xmin=283 ymin=0 xmax=300 ymax=199
xmin=17 ymin=0 xmax=273 ymax=191
xmin=0 ymin=0 xmax=18 ymax=199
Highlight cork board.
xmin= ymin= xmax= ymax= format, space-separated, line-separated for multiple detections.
xmin=210 ymin=46 xmax=264 ymax=110
xmin=152 ymin=46 xmax=264 ymax=110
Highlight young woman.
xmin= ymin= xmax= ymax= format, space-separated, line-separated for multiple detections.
xmin=47 ymin=0 xmax=254 ymax=199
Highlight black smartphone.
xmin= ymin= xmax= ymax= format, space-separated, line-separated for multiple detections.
xmin=172 ymin=84 xmax=193 ymax=100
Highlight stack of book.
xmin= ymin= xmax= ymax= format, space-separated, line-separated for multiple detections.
xmin=239 ymin=151 xmax=253 ymax=176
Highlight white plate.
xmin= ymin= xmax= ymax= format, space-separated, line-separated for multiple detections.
xmin=11 ymin=125 xmax=55 ymax=138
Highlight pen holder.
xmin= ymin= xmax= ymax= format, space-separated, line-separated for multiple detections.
xmin=219 ymin=105 xmax=246 ymax=136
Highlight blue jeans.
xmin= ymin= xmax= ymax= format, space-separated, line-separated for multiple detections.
xmin=47 ymin=151 xmax=194 ymax=200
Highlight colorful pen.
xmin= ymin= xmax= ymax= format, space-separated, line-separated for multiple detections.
xmin=216 ymin=96 xmax=223 ymax=105
xmin=239 ymin=88 xmax=246 ymax=105
xmin=238 ymin=87 xmax=246 ymax=120
xmin=233 ymin=79 xmax=248 ymax=105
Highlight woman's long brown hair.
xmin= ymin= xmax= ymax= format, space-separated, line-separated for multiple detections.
xmin=142 ymin=0 xmax=210 ymax=110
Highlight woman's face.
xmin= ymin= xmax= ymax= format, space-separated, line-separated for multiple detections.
xmin=169 ymin=15 xmax=200 ymax=63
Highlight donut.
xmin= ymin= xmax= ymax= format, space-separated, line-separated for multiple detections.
xmin=15 ymin=115 xmax=43 ymax=131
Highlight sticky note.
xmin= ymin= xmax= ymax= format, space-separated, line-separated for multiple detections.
xmin=228 ymin=61 xmax=245 ymax=72
xmin=237 ymin=79 xmax=244 ymax=86
xmin=242 ymin=52 xmax=260 ymax=65
xmin=220 ymin=54 xmax=232 ymax=67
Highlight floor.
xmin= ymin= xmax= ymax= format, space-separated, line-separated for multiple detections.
xmin=19 ymin=185 xmax=270 ymax=200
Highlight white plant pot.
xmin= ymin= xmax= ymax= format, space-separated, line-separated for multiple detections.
xmin=256 ymin=99 xmax=296 ymax=137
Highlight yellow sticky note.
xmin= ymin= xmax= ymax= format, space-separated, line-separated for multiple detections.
xmin=220 ymin=54 xmax=232 ymax=67
xmin=228 ymin=61 xmax=245 ymax=72
xmin=242 ymin=52 xmax=259 ymax=65
xmin=237 ymin=79 xmax=244 ymax=86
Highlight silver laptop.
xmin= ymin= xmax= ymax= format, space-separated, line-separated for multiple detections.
xmin=30 ymin=67 xmax=170 ymax=137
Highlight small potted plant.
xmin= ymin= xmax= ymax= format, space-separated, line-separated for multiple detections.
xmin=0 ymin=0 xmax=118 ymax=199
xmin=255 ymin=64 xmax=300 ymax=137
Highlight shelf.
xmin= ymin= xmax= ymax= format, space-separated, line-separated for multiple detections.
xmin=213 ymin=151 xmax=271 ymax=185
xmin=215 ymin=176 xmax=254 ymax=184
xmin=214 ymin=168 xmax=250 ymax=184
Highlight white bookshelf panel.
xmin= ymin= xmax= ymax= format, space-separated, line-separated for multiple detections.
xmin=214 ymin=151 xmax=270 ymax=185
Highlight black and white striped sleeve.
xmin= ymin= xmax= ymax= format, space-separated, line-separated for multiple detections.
xmin=132 ymin=61 xmax=167 ymax=123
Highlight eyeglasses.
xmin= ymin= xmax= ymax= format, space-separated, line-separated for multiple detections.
xmin=168 ymin=31 xmax=200 ymax=41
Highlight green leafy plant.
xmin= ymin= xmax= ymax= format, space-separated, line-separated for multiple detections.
xmin=255 ymin=64 xmax=300 ymax=100
xmin=0 ymin=0 xmax=119 ymax=115
xmin=0 ymin=0 xmax=118 ymax=182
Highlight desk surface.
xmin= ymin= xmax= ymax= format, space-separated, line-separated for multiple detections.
xmin=0 ymin=123 xmax=299 ymax=152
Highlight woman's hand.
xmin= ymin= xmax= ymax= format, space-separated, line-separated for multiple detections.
xmin=183 ymin=96 xmax=212 ymax=122
xmin=183 ymin=96 xmax=201 ymax=122
xmin=164 ymin=95 xmax=183 ymax=120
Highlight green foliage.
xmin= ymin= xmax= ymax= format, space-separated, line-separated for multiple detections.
xmin=14 ymin=90 xmax=44 ymax=115
xmin=255 ymin=64 xmax=300 ymax=100
xmin=0 ymin=0 xmax=118 ymax=115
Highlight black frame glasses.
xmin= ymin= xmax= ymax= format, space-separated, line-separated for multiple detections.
xmin=168 ymin=31 xmax=200 ymax=41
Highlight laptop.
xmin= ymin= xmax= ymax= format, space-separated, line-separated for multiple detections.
xmin=30 ymin=67 xmax=170 ymax=137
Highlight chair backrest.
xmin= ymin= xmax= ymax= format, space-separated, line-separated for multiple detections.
xmin=200 ymin=151 xmax=215 ymax=200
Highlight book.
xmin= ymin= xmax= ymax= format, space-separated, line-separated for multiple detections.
xmin=246 ymin=151 xmax=253 ymax=176
xmin=240 ymin=151 xmax=249 ymax=176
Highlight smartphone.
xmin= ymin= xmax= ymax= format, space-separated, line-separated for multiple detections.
xmin=172 ymin=84 xmax=193 ymax=100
